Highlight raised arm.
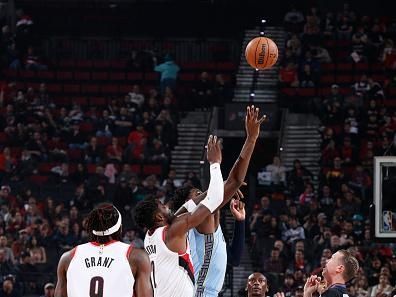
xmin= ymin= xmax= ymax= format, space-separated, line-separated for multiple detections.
xmin=229 ymin=198 xmax=246 ymax=266
xmin=167 ymin=135 xmax=223 ymax=244
xmin=130 ymin=248 xmax=153 ymax=297
xmin=175 ymin=105 xmax=265 ymax=216
xmin=55 ymin=251 xmax=72 ymax=297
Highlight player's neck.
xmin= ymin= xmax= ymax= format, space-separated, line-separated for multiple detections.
xmin=327 ymin=275 xmax=346 ymax=287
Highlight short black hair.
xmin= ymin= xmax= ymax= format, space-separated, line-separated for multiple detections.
xmin=134 ymin=196 xmax=158 ymax=230
xmin=168 ymin=185 xmax=194 ymax=212
xmin=86 ymin=203 xmax=122 ymax=244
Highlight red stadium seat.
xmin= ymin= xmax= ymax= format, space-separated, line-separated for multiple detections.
xmin=87 ymin=164 xmax=97 ymax=174
xmin=143 ymin=165 xmax=162 ymax=176
xmin=38 ymin=163 xmax=56 ymax=173
xmin=100 ymin=85 xmax=119 ymax=94
xmin=47 ymin=84 xmax=63 ymax=93
xmin=97 ymin=136 xmax=111 ymax=146
xmin=29 ymin=175 xmax=49 ymax=185
xmin=57 ymin=71 xmax=73 ymax=80
xmin=53 ymin=97 xmax=71 ymax=106
xmin=93 ymin=60 xmax=110 ymax=69
xmin=109 ymin=72 xmax=125 ymax=81
xmin=92 ymin=72 xmax=109 ymax=81
xmin=19 ymin=70 xmax=36 ymax=79
xmin=0 ymin=132 xmax=8 ymax=144
xmin=336 ymin=63 xmax=353 ymax=73
xmin=144 ymin=72 xmax=158 ymax=82
xmin=297 ymin=88 xmax=316 ymax=97
xmin=321 ymin=63 xmax=335 ymax=73
xmin=81 ymin=84 xmax=100 ymax=93
xmin=90 ymin=97 xmax=107 ymax=106
xmin=73 ymin=97 xmax=88 ymax=106
xmin=38 ymin=71 xmax=55 ymax=80
xmin=68 ymin=149 xmax=83 ymax=161
xmin=126 ymin=72 xmax=143 ymax=81
xmin=335 ymin=75 xmax=354 ymax=84
xmin=130 ymin=164 xmax=142 ymax=175
xmin=63 ymin=84 xmax=81 ymax=94
xmin=59 ymin=60 xmax=76 ymax=68
xmin=281 ymin=88 xmax=297 ymax=96
xmin=179 ymin=73 xmax=196 ymax=81
xmin=119 ymin=84 xmax=131 ymax=93
xmin=76 ymin=60 xmax=93 ymax=69
xmin=320 ymin=75 xmax=335 ymax=85
xmin=355 ymin=63 xmax=369 ymax=72
xmin=75 ymin=72 xmax=91 ymax=81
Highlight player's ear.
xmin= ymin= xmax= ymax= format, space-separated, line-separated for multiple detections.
xmin=266 ymin=284 xmax=269 ymax=292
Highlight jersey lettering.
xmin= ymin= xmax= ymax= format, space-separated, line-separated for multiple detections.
xmin=84 ymin=257 xmax=115 ymax=268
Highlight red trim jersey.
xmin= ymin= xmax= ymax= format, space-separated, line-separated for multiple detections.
xmin=144 ymin=226 xmax=194 ymax=297
xmin=66 ymin=241 xmax=134 ymax=297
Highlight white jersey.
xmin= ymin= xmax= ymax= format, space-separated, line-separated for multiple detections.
xmin=144 ymin=226 xmax=195 ymax=297
xmin=67 ymin=240 xmax=134 ymax=297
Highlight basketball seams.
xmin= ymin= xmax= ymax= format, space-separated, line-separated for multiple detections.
xmin=263 ymin=38 xmax=270 ymax=68
xmin=254 ymin=37 xmax=261 ymax=69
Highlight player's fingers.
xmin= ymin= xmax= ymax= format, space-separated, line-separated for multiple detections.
xmin=237 ymin=189 xmax=244 ymax=199
xmin=259 ymin=114 xmax=267 ymax=124
xmin=207 ymin=135 xmax=213 ymax=148
xmin=239 ymin=201 xmax=245 ymax=209
xmin=255 ymin=107 xmax=259 ymax=120
xmin=241 ymin=181 xmax=247 ymax=187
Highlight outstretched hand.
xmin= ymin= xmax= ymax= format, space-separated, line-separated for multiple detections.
xmin=245 ymin=105 xmax=267 ymax=141
xmin=230 ymin=198 xmax=246 ymax=221
xmin=206 ymin=135 xmax=222 ymax=165
xmin=304 ymin=275 xmax=321 ymax=297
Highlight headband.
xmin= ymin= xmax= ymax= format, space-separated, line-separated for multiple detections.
xmin=92 ymin=207 xmax=122 ymax=236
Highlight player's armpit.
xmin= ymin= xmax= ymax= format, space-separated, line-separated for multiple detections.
xmin=130 ymin=248 xmax=153 ymax=297
xmin=55 ymin=251 xmax=72 ymax=297
xmin=166 ymin=205 xmax=211 ymax=252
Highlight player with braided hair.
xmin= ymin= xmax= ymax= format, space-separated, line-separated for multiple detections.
xmin=55 ymin=203 xmax=152 ymax=297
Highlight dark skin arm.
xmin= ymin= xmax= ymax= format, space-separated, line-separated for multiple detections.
xmin=129 ymin=248 xmax=153 ymax=297
xmin=55 ymin=251 xmax=72 ymax=297
xmin=174 ymin=105 xmax=265 ymax=233
xmin=167 ymin=135 xmax=223 ymax=252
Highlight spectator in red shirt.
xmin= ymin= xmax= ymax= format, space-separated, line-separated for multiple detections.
xmin=106 ymin=137 xmax=123 ymax=163
xmin=125 ymin=124 xmax=148 ymax=162
xmin=279 ymin=62 xmax=299 ymax=87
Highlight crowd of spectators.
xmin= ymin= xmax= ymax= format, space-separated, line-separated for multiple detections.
xmin=247 ymin=3 xmax=395 ymax=297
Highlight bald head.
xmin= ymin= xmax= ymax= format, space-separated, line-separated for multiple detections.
xmin=246 ymin=273 xmax=268 ymax=297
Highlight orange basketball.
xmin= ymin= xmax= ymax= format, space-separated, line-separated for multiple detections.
xmin=245 ymin=37 xmax=278 ymax=70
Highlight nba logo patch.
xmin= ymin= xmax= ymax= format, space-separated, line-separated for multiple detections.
xmin=383 ymin=211 xmax=393 ymax=231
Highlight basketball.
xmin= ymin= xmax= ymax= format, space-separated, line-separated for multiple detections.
xmin=245 ymin=37 xmax=278 ymax=70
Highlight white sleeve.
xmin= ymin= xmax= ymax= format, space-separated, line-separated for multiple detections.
xmin=200 ymin=163 xmax=224 ymax=213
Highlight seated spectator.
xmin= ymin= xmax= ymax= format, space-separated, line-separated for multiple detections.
xmin=50 ymin=163 xmax=69 ymax=184
xmin=126 ymin=124 xmax=148 ymax=162
xmin=0 ymin=236 xmax=15 ymax=264
xmin=311 ymin=45 xmax=332 ymax=63
xmin=299 ymin=64 xmax=317 ymax=87
xmin=106 ymin=137 xmax=123 ymax=162
xmin=127 ymin=84 xmax=145 ymax=110
xmin=213 ymin=73 xmax=232 ymax=106
xmin=279 ymin=62 xmax=299 ymax=87
xmin=319 ymin=185 xmax=334 ymax=210
xmin=95 ymin=109 xmax=114 ymax=138
xmin=288 ymin=249 xmax=310 ymax=273
xmin=287 ymin=159 xmax=313 ymax=198
xmin=340 ymin=136 xmax=356 ymax=165
xmin=263 ymin=247 xmax=284 ymax=274
xmin=25 ymin=46 xmax=47 ymax=71
xmin=84 ymin=137 xmax=103 ymax=164
xmin=67 ymin=123 xmax=87 ymax=149
xmin=351 ymin=26 xmax=368 ymax=59
xmin=367 ymin=273 xmax=393 ymax=297
xmin=40 ymin=283 xmax=55 ymax=297
xmin=192 ymin=71 xmax=213 ymax=109
xmin=113 ymin=107 xmax=133 ymax=137
xmin=282 ymin=273 xmax=296 ymax=297
xmin=282 ymin=217 xmax=305 ymax=245
xmin=321 ymin=140 xmax=339 ymax=166
xmin=381 ymin=39 xmax=396 ymax=71
xmin=299 ymin=183 xmax=316 ymax=205
xmin=28 ymin=236 xmax=46 ymax=264
xmin=303 ymin=15 xmax=321 ymax=43
xmin=284 ymin=6 xmax=305 ymax=31
xmin=337 ymin=16 xmax=353 ymax=40
xmin=0 ymin=277 xmax=21 ymax=297
xmin=26 ymin=131 xmax=47 ymax=161
xmin=322 ymin=12 xmax=336 ymax=37
xmin=286 ymin=34 xmax=302 ymax=57
xmin=266 ymin=156 xmax=286 ymax=188
xmin=325 ymin=157 xmax=345 ymax=190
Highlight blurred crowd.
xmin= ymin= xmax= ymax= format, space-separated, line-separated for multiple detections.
xmin=245 ymin=3 xmax=396 ymax=297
